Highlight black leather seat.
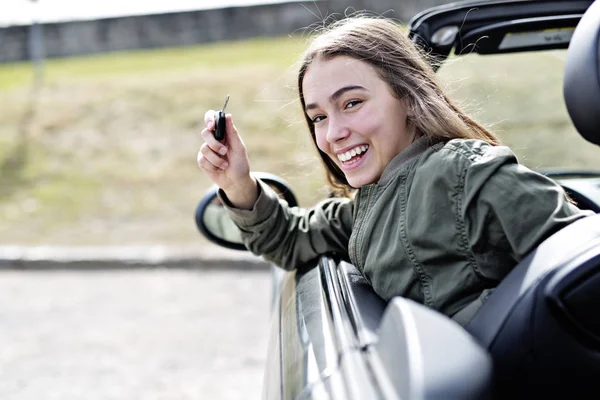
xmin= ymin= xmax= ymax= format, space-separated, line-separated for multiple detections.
xmin=563 ymin=1 xmax=600 ymax=148
xmin=466 ymin=215 xmax=600 ymax=397
xmin=465 ymin=1 xmax=600 ymax=397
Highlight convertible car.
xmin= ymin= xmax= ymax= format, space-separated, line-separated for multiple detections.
xmin=196 ymin=0 xmax=600 ymax=398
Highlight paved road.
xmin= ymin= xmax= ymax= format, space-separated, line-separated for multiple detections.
xmin=0 ymin=268 xmax=271 ymax=400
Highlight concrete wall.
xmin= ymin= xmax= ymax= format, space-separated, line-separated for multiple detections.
xmin=0 ymin=0 xmax=455 ymax=63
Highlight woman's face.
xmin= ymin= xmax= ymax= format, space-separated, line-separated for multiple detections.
xmin=302 ymin=55 xmax=415 ymax=188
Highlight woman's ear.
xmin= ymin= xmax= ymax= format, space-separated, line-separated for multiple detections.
xmin=403 ymin=98 xmax=415 ymax=118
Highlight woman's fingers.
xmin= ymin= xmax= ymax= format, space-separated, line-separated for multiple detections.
xmin=200 ymin=127 xmax=228 ymax=156
xmin=222 ymin=114 xmax=246 ymax=153
xmin=202 ymin=109 xmax=226 ymax=152
xmin=204 ymin=109 xmax=217 ymax=129
xmin=197 ymin=153 xmax=220 ymax=172
xmin=199 ymin=110 xmax=249 ymax=181
xmin=198 ymin=143 xmax=228 ymax=170
xmin=197 ymin=152 xmax=225 ymax=173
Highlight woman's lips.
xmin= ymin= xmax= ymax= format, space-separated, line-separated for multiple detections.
xmin=338 ymin=145 xmax=369 ymax=171
xmin=336 ymin=144 xmax=369 ymax=163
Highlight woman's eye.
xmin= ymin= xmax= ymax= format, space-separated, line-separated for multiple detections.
xmin=312 ymin=115 xmax=326 ymax=123
xmin=345 ymin=100 xmax=362 ymax=109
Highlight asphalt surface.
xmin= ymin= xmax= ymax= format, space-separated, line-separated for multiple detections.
xmin=0 ymin=265 xmax=271 ymax=400
xmin=0 ymin=245 xmax=268 ymax=270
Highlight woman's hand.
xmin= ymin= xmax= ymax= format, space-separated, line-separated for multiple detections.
xmin=198 ymin=110 xmax=258 ymax=210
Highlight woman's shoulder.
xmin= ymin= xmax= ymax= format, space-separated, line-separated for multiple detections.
xmin=427 ymin=138 xmax=517 ymax=168
xmin=413 ymin=138 xmax=520 ymax=186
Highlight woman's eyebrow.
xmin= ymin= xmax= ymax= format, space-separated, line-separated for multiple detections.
xmin=305 ymin=85 xmax=366 ymax=111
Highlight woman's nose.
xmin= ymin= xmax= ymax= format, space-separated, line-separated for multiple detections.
xmin=326 ymin=118 xmax=350 ymax=143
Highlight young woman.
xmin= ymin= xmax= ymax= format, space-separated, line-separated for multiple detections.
xmin=197 ymin=17 xmax=592 ymax=326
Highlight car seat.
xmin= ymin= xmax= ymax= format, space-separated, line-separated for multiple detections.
xmin=465 ymin=1 xmax=600 ymax=398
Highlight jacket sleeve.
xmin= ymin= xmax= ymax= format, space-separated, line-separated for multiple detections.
xmin=462 ymin=144 xmax=594 ymax=280
xmin=218 ymin=179 xmax=354 ymax=270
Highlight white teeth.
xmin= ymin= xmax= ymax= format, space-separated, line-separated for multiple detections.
xmin=337 ymin=145 xmax=369 ymax=162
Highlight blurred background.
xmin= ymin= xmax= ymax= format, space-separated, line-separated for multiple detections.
xmin=1 ymin=0 xmax=598 ymax=246
xmin=1 ymin=0 xmax=600 ymax=399
xmin=0 ymin=0 xmax=453 ymax=246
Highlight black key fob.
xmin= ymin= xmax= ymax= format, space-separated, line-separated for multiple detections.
xmin=214 ymin=95 xmax=230 ymax=141
xmin=214 ymin=111 xmax=226 ymax=141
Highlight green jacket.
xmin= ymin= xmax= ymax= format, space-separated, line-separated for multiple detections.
xmin=221 ymin=137 xmax=592 ymax=322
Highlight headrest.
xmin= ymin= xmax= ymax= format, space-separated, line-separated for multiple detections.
xmin=563 ymin=0 xmax=600 ymax=146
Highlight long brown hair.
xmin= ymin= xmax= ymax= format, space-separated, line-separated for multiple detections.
xmin=297 ymin=17 xmax=501 ymax=196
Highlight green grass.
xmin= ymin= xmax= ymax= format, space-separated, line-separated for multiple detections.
xmin=0 ymin=36 xmax=308 ymax=89
xmin=0 ymin=38 xmax=599 ymax=246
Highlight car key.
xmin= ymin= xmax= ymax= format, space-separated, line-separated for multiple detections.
xmin=214 ymin=94 xmax=230 ymax=141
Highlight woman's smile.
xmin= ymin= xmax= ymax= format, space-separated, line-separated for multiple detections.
xmin=336 ymin=144 xmax=370 ymax=170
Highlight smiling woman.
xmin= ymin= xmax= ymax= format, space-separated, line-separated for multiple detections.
xmin=196 ymin=16 xmax=593 ymax=325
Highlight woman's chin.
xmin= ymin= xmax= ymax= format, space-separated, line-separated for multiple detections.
xmin=339 ymin=151 xmax=380 ymax=188
xmin=345 ymin=172 xmax=379 ymax=189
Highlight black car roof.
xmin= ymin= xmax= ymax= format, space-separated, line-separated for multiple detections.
xmin=408 ymin=0 xmax=594 ymax=65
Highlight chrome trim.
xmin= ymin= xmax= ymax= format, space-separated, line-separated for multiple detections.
xmin=263 ymin=257 xmax=397 ymax=399
xmin=337 ymin=262 xmax=380 ymax=348
xmin=320 ymin=257 xmax=394 ymax=400
xmin=320 ymin=258 xmax=359 ymax=352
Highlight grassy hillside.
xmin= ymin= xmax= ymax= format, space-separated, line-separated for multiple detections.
xmin=0 ymin=37 xmax=598 ymax=246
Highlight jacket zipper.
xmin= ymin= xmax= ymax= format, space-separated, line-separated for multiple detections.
xmin=350 ymin=185 xmax=373 ymax=272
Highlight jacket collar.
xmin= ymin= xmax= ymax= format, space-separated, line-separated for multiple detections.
xmin=377 ymin=135 xmax=432 ymax=186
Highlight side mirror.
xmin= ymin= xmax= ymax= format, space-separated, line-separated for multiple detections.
xmin=195 ymin=172 xmax=299 ymax=251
